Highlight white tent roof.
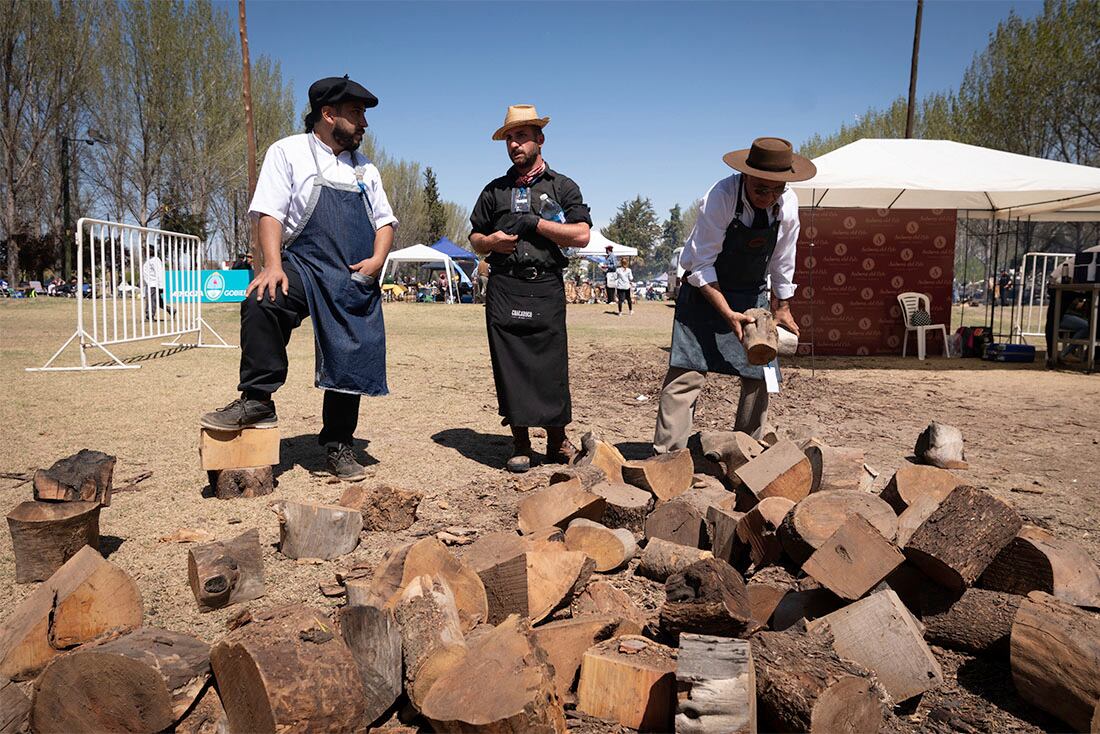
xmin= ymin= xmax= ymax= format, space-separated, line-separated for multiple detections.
xmin=792 ymin=139 xmax=1100 ymax=221
xmin=572 ymin=228 xmax=638 ymax=256
xmin=384 ymin=243 xmax=454 ymax=263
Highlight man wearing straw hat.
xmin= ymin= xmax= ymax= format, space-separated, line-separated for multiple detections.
xmin=653 ymin=137 xmax=815 ymax=450
xmin=469 ymin=104 xmax=592 ymax=473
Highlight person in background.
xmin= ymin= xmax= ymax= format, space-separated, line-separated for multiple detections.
xmin=615 ymin=257 xmax=634 ymax=315
xmin=141 ymin=248 xmax=174 ymax=320
xmin=1060 ymin=295 xmax=1091 ymax=361
xmin=603 ymin=244 xmax=619 ymax=305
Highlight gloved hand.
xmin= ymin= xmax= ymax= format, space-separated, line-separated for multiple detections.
xmin=497 ymin=212 xmax=540 ymax=237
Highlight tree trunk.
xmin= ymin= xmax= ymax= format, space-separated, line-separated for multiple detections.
xmin=736 ymin=497 xmax=794 ymax=568
xmin=590 ymin=481 xmax=652 ymax=536
xmin=32 ymin=449 xmax=115 ymax=505
xmin=747 ymin=567 xmax=799 ymax=629
xmin=645 ymin=484 xmax=736 ymax=549
xmin=676 ymin=634 xmax=756 ymax=734
xmin=879 ymin=463 xmax=960 ymax=514
xmin=337 ymin=483 xmax=421 ymax=531
xmin=575 ymin=432 xmax=627 ymax=483
xmin=803 ymin=441 xmax=866 ymax=493
xmin=707 ymin=506 xmax=746 ymax=568
xmin=393 ymin=575 xmax=467 ymax=711
xmin=208 ymin=466 xmax=273 ymax=499
xmin=530 ymin=616 xmax=621 ymax=703
xmin=7 ymin=500 xmax=100 ymax=583
xmin=920 ymin=587 xmax=1021 ymax=655
xmin=565 ymin=519 xmax=636 ymax=572
xmin=0 ymin=678 xmax=31 ymax=734
xmin=517 ymin=480 xmax=606 ymax=535
xmin=780 ymin=490 xmax=897 ymax=566
xmin=187 ymin=528 xmax=265 ymax=612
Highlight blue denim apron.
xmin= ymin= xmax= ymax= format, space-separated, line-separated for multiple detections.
xmin=282 ymin=136 xmax=387 ymax=396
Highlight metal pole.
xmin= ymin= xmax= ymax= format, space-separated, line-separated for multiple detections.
xmin=905 ymin=0 xmax=924 ymax=139
xmin=61 ymin=137 xmax=72 ymax=280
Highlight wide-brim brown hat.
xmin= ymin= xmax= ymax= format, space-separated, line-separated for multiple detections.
xmin=492 ymin=104 xmax=550 ymax=141
xmin=722 ymin=137 xmax=816 ymax=182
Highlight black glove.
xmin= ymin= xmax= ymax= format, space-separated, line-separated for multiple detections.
xmin=497 ymin=212 xmax=540 ymax=237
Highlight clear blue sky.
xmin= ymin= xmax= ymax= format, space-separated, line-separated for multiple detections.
xmin=230 ymin=0 xmax=1041 ymax=230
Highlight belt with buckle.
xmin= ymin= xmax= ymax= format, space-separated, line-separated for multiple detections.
xmin=506 ymin=265 xmax=545 ymax=280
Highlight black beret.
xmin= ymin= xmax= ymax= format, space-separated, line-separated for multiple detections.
xmin=307 ymin=74 xmax=378 ymax=112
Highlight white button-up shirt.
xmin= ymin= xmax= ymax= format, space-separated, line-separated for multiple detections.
xmin=248 ymin=133 xmax=398 ymax=234
xmin=679 ymin=172 xmax=799 ymax=300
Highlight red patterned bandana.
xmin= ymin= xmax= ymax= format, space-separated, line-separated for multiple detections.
xmin=514 ymin=160 xmax=546 ymax=187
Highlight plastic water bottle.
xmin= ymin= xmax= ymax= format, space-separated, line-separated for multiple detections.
xmin=539 ymin=193 xmax=566 ymax=223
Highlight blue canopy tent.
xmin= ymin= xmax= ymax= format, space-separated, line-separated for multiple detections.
xmin=431 ymin=237 xmax=478 ymax=261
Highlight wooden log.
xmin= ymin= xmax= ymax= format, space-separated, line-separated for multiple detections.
xmin=591 ymin=481 xmax=652 ymax=535
xmin=638 ymin=538 xmax=713 ymax=582
xmin=1 ymin=678 xmax=30 ymax=734
xmin=741 ymin=307 xmax=778 ymax=365
xmin=802 ymin=515 xmax=905 ymax=601
xmin=1010 ymin=591 xmax=1100 ymax=733
xmin=577 ymin=635 xmax=677 ymax=731
xmin=879 ymin=463 xmax=960 ymax=514
xmin=735 ymin=497 xmax=794 ymax=568
xmin=706 ymin=506 xmax=746 ymax=568
xmin=210 ymin=604 xmax=365 ymax=733
xmin=339 ymin=604 xmax=401 ymax=724
xmin=199 ymin=426 xmax=279 ymax=471
xmin=174 ymin=684 xmax=227 ymax=734
xmin=622 ymin=449 xmax=694 ymax=502
xmin=565 ymin=519 xmax=636 ymax=572
xmin=902 ymin=485 xmax=1022 ymax=591
xmin=0 ymin=545 xmax=142 ymax=680
xmin=6 ymin=500 xmax=100 ymax=583
xmin=571 ymin=581 xmax=648 ymax=635
xmin=337 ymin=483 xmax=422 ymax=531
xmin=550 ymin=464 xmax=608 ymax=490
xmin=645 ymin=484 xmax=736 ymax=548
xmin=208 ymin=466 xmax=274 ymax=499
xmin=808 ymin=590 xmax=943 ymax=704
xmin=526 ymin=548 xmax=595 ymax=623
xmin=734 ymin=440 xmax=813 ymax=503
xmin=517 ymin=480 xmax=606 ymax=535
xmin=32 ymin=449 xmax=115 ymax=506
xmin=393 ymin=575 xmax=467 ymax=710
xmin=530 ymin=615 xmax=621 ymax=702
xmin=770 ymin=589 xmax=845 ymax=632
xmin=894 ymin=493 xmax=943 ymax=547
xmin=675 ymin=634 xmax=755 ymax=734
xmin=914 ymin=421 xmax=967 ymax=469
xmin=700 ymin=430 xmax=764 ymax=476
xmin=275 ymin=500 xmax=361 ymax=561
xmin=803 ymin=442 xmax=866 ymax=494
xmin=780 ymin=489 xmax=897 ymax=566
xmin=978 ymin=524 xmax=1100 ymax=607
xmin=919 ymin=587 xmax=1022 ymax=655
xmin=462 ymin=539 xmax=590 ymax=625
xmin=187 ymin=528 xmax=265 ymax=612
xmin=751 ymin=628 xmax=883 ymax=733
xmin=661 ymin=559 xmax=755 ymax=640
xmin=746 ymin=567 xmax=799 ymax=628
xmin=31 ymin=628 xmax=210 ymax=733
xmin=576 ymin=431 xmax=627 ymax=483
xmin=421 ymin=614 xmax=566 ymax=733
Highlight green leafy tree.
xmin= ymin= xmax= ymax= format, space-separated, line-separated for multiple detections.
xmin=602 ymin=196 xmax=661 ymax=274
xmin=423 ymin=166 xmax=447 ymax=244
xmin=653 ymin=204 xmax=684 ymax=273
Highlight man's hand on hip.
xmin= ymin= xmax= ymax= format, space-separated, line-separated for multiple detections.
xmin=246 ymin=264 xmax=289 ymax=302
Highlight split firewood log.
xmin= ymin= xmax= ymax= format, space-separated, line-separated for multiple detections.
xmin=734 ymin=439 xmax=813 ymax=503
xmin=675 ymin=634 xmax=755 ymax=734
xmin=1 ymin=677 xmax=30 ymax=734
xmin=919 ymin=587 xmax=1022 ymax=656
xmin=644 ymin=484 xmax=736 ymax=548
xmin=565 ymin=519 xmax=636 ymax=572
xmin=590 ymin=481 xmax=652 ymax=535
xmin=208 ymin=466 xmax=274 ymax=499
xmin=914 ymin=421 xmax=968 ymax=469
xmin=637 ymin=538 xmax=713 ymax=582
xmin=802 ymin=440 xmax=866 ymax=493
xmin=746 ymin=566 xmax=799 ymax=628
xmin=0 ymin=545 xmax=142 ymax=681
xmin=779 ymin=489 xmax=897 ymax=565
xmin=577 ymin=635 xmax=677 ymax=731
xmin=741 ymin=307 xmax=778 ymax=365
xmin=32 ymin=449 xmax=115 ymax=505
xmin=699 ymin=430 xmax=763 ymax=478
xmin=576 ymin=432 xmax=627 ymax=483
xmin=393 ymin=576 xmax=468 ymax=711
xmin=187 ymin=528 xmax=265 ymax=612
xmin=802 ymin=515 xmax=905 ymax=601
xmin=878 ymin=462 xmax=960 ymax=514
xmin=735 ymin=496 xmax=794 ymax=568
xmin=530 ymin=615 xmax=622 ymax=702
xmin=337 ymin=483 xmax=422 ymax=531
xmin=978 ymin=524 xmax=1100 ymax=607
xmin=621 ymin=449 xmax=694 ymax=502
xmin=339 ymin=603 xmax=402 ymax=724
xmin=210 ymin=605 xmax=366 ymax=732
xmin=571 ymin=581 xmax=648 ymax=635
xmin=7 ymin=500 xmax=100 ymax=583
xmin=274 ymin=500 xmax=361 ymax=560
xmin=706 ymin=506 xmax=746 ymax=568
xmin=517 ymin=479 xmax=606 ymax=535
xmin=660 ymin=558 xmax=755 ymax=640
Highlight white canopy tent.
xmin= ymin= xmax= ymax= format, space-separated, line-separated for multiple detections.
xmin=571 ymin=228 xmax=638 ymax=257
xmin=379 ymin=243 xmax=463 ymax=303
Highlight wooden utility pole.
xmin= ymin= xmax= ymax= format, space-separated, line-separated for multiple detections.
xmin=238 ymin=0 xmax=259 ymax=261
xmin=905 ymin=0 xmax=924 ymax=138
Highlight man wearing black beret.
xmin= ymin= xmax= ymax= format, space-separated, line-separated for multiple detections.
xmin=469 ymin=104 xmax=592 ymax=473
xmin=201 ymin=75 xmax=395 ymax=481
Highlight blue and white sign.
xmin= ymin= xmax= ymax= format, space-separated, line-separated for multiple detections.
xmin=165 ymin=269 xmax=252 ymax=303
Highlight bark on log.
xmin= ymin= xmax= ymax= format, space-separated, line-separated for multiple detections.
xmin=210 ymin=605 xmax=366 ymax=733
xmin=879 ymin=463 xmax=960 ymax=514
xmin=591 ymin=481 xmax=652 ymax=536
xmin=571 ymin=581 xmax=648 ymax=635
xmin=1010 ymin=591 xmax=1100 ymax=733
xmin=803 ymin=442 xmax=866 ymax=494
xmin=706 ymin=506 xmax=746 ymax=568
xmin=741 ymin=308 xmax=778 ymax=365
xmin=645 ymin=484 xmax=737 ymax=549
xmin=736 ymin=497 xmax=794 ymax=568
xmin=978 ymin=524 xmax=1100 ymax=607
xmin=576 ymin=432 xmax=627 ymax=483
xmin=700 ymin=431 xmax=764 ymax=485
xmin=275 ymin=500 xmax=361 ymax=560
xmin=751 ymin=628 xmax=883 ymax=733
xmin=802 ymin=515 xmax=905 ymax=601
xmin=622 ymin=449 xmax=694 ymax=502
xmin=919 ymin=587 xmax=1022 ymax=655
xmin=337 ymin=483 xmax=422 ymax=531
xmin=565 ymin=519 xmax=636 ymax=572
xmin=421 ymin=615 xmax=566 ymax=733
xmin=577 ymin=635 xmax=677 ymax=731
xmin=0 ymin=678 xmax=30 ymax=734
xmin=530 ymin=615 xmax=621 ymax=702
xmin=903 ymin=485 xmax=1022 ymax=591
xmin=517 ymin=480 xmax=606 ymax=535
xmin=339 ymin=604 xmax=402 ymax=724
xmin=187 ymin=528 xmax=265 ymax=612
xmin=6 ymin=500 xmax=100 ymax=583
xmin=638 ymin=538 xmax=713 ymax=582
xmin=393 ymin=576 xmax=467 ymax=711
xmin=675 ymin=634 xmax=756 ymax=734
xmin=0 ymin=545 xmax=142 ymax=681
xmin=174 ymin=684 xmax=227 ymax=734
xmin=661 ymin=559 xmax=756 ymax=640
xmin=208 ymin=466 xmax=274 ymax=499
xmin=32 ymin=449 xmax=115 ymax=506
xmin=550 ymin=464 xmax=609 ymax=490
xmin=914 ymin=422 xmax=968 ymax=470
xmin=734 ymin=440 xmax=813 ymax=503
xmin=779 ymin=489 xmax=897 ymax=566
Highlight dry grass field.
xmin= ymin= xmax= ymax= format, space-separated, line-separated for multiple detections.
xmin=2 ymin=295 xmax=1098 ymax=731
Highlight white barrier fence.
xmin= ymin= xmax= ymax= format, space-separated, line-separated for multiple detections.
xmin=1010 ymin=251 xmax=1076 ymax=343
xmin=28 ymin=218 xmax=233 ymax=371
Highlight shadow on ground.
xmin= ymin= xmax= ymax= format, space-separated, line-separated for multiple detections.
xmin=431 ymin=427 xmax=512 ymax=470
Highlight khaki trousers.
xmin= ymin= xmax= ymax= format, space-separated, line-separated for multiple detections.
xmin=653 ymin=367 xmax=769 ymax=453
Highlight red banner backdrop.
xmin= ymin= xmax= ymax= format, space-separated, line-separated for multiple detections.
xmin=793 ymin=208 xmax=956 ymax=356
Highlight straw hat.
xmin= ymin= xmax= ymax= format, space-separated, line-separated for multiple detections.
xmin=722 ymin=137 xmax=816 ymax=182
xmin=492 ymin=104 xmax=550 ymax=141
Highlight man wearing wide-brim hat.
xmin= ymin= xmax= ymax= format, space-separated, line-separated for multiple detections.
xmin=653 ymin=137 xmax=816 ymax=451
xmin=469 ymin=104 xmax=592 ymax=472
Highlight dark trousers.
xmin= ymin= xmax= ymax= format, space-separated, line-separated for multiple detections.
xmin=237 ymin=261 xmax=360 ymax=446
xmin=616 ymin=286 xmax=633 ymax=312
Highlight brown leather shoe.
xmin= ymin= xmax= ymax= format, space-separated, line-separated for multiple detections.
xmin=544 ymin=427 xmax=576 ymax=465
xmin=506 ymin=426 xmax=533 ymax=473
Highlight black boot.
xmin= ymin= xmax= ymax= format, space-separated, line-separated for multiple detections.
xmin=544 ymin=426 xmax=576 ymax=465
xmin=506 ymin=426 xmax=533 ymax=473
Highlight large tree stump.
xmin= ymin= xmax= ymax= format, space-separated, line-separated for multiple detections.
xmin=577 ymin=635 xmax=677 ymax=731
xmin=31 ymin=628 xmax=210 ymax=733
xmin=879 ymin=463 xmax=960 ymax=514
xmin=7 ymin=500 xmax=100 ymax=583
xmin=920 ymin=587 xmax=1022 ymax=655
xmin=803 ymin=441 xmax=866 ymax=494
xmin=565 ymin=519 xmax=636 ymax=572
xmin=779 ymin=489 xmax=897 ymax=565
xmin=210 ymin=605 xmax=366 ymax=733
xmin=1010 ymin=591 xmax=1100 ymax=733
xmin=645 ymin=484 xmax=736 ymax=548
xmin=275 ymin=500 xmax=361 ymax=560
xmin=808 ymin=590 xmax=943 ymax=704
xmin=751 ymin=629 xmax=883 ymax=733
xmin=741 ymin=308 xmax=778 ymax=365
xmin=802 ymin=515 xmax=905 ymax=601
xmin=661 ymin=559 xmax=755 ymax=640
xmin=1 ymin=678 xmax=30 ymax=734
xmin=902 ymin=485 xmax=1022 ymax=590
xmin=517 ymin=480 xmax=606 ymax=535
xmin=0 ymin=545 xmax=142 ymax=680
xmin=734 ymin=440 xmax=813 ymax=503
xmin=913 ymin=422 xmax=967 ymax=469
xmin=622 ymin=449 xmax=694 ymax=502
xmin=736 ymin=497 xmax=794 ymax=568
xmin=591 ymin=482 xmax=653 ymax=536
xmin=187 ymin=528 xmax=265 ymax=612
xmin=421 ymin=615 xmax=566 ymax=733
xmin=531 ymin=615 xmax=622 ymax=702
xmin=32 ymin=449 xmax=115 ymax=506
xmin=337 ymin=483 xmax=422 ymax=531
xmin=576 ymin=432 xmax=627 ymax=483
xmin=675 ymin=634 xmax=755 ymax=734
xmin=978 ymin=524 xmax=1100 ymax=607
xmin=638 ymin=538 xmax=713 ymax=582
xmin=208 ymin=466 xmax=274 ymax=499
xmin=339 ymin=604 xmax=401 ymax=724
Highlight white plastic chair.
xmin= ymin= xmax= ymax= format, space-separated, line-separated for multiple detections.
xmin=897 ymin=292 xmax=950 ymax=360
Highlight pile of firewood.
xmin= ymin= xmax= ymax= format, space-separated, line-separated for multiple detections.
xmin=2 ymin=425 xmax=1099 ymax=733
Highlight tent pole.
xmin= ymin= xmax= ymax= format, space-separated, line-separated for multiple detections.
xmin=987 ymin=211 xmax=998 ymax=335
xmin=959 ymin=210 xmax=970 ymax=332
xmin=808 ymin=197 xmax=816 ymax=379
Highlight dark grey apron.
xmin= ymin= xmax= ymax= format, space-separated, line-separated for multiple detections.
xmin=282 ymin=136 xmax=387 ymax=396
xmin=669 ymin=175 xmax=780 ymax=380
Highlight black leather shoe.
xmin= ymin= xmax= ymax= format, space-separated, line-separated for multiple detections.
xmin=326 ymin=443 xmax=366 ymax=481
xmin=201 ymin=396 xmax=277 ymax=430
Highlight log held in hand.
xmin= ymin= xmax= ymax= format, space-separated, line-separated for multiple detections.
xmin=741 ymin=308 xmax=778 ymax=366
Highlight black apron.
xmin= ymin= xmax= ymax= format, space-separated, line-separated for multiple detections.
xmin=669 ymin=176 xmax=780 ymax=380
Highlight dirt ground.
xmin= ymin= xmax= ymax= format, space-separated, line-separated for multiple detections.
xmin=2 ymin=296 xmax=1097 ymax=732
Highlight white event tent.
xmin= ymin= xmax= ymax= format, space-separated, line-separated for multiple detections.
xmin=379 ymin=243 xmax=464 ymax=303
xmin=571 ymin=228 xmax=638 ymax=257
